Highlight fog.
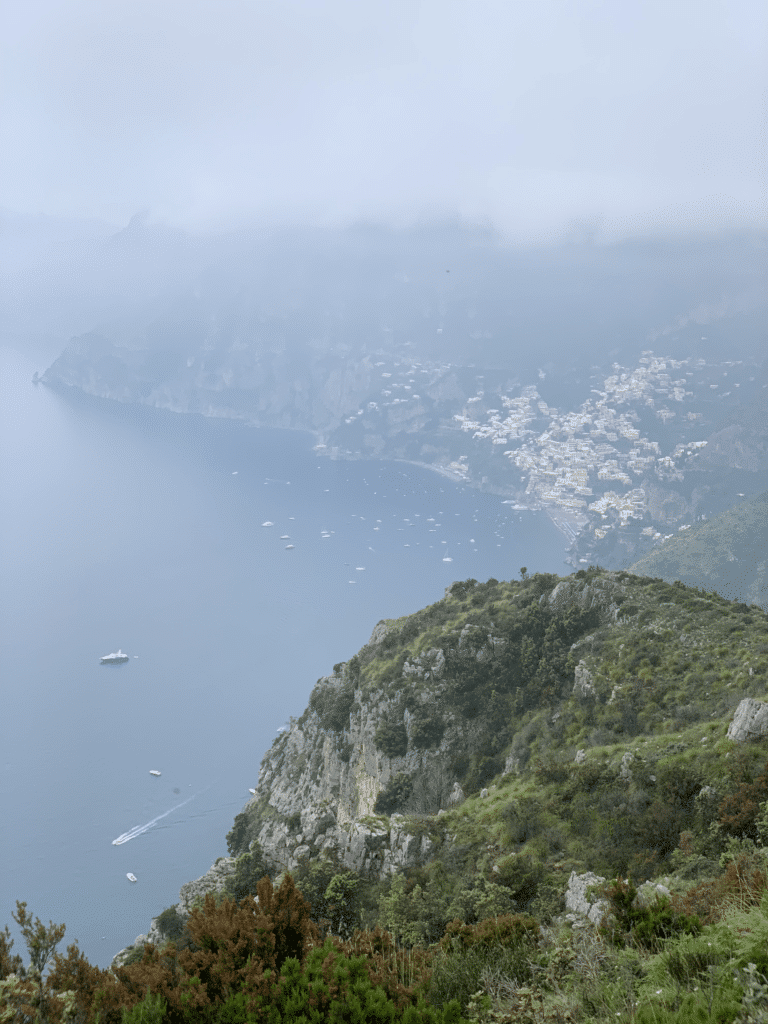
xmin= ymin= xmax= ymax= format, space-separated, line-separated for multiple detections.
xmin=2 ymin=0 xmax=765 ymax=238
xmin=2 ymin=0 xmax=768 ymax=973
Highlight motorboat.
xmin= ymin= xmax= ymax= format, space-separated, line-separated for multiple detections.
xmin=285 ymin=544 xmax=295 ymax=550
xmin=149 ymin=770 xmax=161 ymax=776
xmin=248 ymin=788 xmax=256 ymax=795
xmin=126 ymin=873 xmax=137 ymax=883
xmin=101 ymin=650 xmax=129 ymax=664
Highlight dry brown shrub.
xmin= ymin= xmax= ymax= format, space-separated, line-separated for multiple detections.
xmin=671 ymin=850 xmax=768 ymax=925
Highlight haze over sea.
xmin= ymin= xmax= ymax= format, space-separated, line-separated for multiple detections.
xmin=1 ymin=346 xmax=569 ymax=968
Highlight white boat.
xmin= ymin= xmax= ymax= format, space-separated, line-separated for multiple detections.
xmin=285 ymin=544 xmax=294 ymax=550
xmin=149 ymin=770 xmax=161 ymax=776
xmin=101 ymin=649 xmax=129 ymax=664
xmin=280 ymin=535 xmax=290 ymax=540
xmin=261 ymin=521 xmax=274 ymax=527
xmin=248 ymin=788 xmax=256 ymax=795
xmin=126 ymin=873 xmax=137 ymax=883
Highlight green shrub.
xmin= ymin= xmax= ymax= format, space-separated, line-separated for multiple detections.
xmin=121 ymin=987 xmax=167 ymax=1023
xmin=428 ymin=915 xmax=539 ymax=1012
xmin=598 ymin=877 xmax=702 ymax=952
xmin=375 ymin=773 xmax=415 ymax=815
xmin=309 ymin=679 xmax=356 ymax=733
xmin=376 ymin=721 xmax=409 ymax=758
xmin=224 ymin=844 xmax=269 ymax=904
xmin=410 ymin=711 xmax=445 ymax=750
xmin=214 ymin=942 xmax=466 ymax=1023
xmin=155 ymin=906 xmax=186 ymax=942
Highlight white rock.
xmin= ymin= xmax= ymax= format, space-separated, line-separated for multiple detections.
xmin=727 ymin=698 xmax=768 ymax=743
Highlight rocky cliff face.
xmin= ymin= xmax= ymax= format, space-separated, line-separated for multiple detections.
xmin=112 ymin=570 xmax=768 ymax=968
xmin=246 ymin=626 xmax=470 ymax=880
xmin=228 ymin=576 xmax=626 ymax=882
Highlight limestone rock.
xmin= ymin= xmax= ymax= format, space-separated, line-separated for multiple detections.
xmin=177 ymin=857 xmax=236 ymax=916
xmin=619 ymin=752 xmax=634 ymax=782
xmin=447 ymin=781 xmax=465 ymax=808
xmin=635 ymin=879 xmax=672 ymax=909
xmin=573 ymin=660 xmax=595 ymax=698
xmin=368 ymin=621 xmax=390 ymax=647
xmin=547 ymin=574 xmax=628 ymax=624
xmin=564 ymin=871 xmax=609 ymax=927
xmin=727 ymin=698 xmax=768 ymax=743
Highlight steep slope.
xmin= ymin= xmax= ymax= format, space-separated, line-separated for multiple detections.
xmin=118 ymin=569 xmax=768 ymax=962
xmin=629 ymin=490 xmax=768 ymax=609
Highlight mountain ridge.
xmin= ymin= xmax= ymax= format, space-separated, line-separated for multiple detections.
xmin=116 ymin=567 xmax=768 ymax=966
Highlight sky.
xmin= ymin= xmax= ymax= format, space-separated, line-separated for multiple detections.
xmin=2 ymin=0 xmax=766 ymax=240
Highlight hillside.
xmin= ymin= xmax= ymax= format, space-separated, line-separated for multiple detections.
xmin=629 ymin=490 xmax=768 ymax=610
xmin=9 ymin=568 xmax=768 ymax=1022
xmin=120 ymin=570 xmax=768 ymax=954
xmin=39 ymin=224 xmax=768 ymax=569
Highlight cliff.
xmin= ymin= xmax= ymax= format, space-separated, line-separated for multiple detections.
xmin=117 ymin=569 xmax=768 ymax=964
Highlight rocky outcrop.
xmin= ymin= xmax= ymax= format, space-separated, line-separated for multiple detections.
xmin=573 ymin=660 xmax=595 ymax=698
xmin=547 ymin=574 xmax=628 ymax=624
xmin=727 ymin=698 xmax=768 ymax=743
xmin=177 ymin=858 xmax=237 ymax=915
xmin=563 ymin=871 xmax=610 ymax=928
xmin=562 ymin=871 xmax=672 ymax=931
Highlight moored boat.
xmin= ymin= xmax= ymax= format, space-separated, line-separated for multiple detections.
xmin=101 ymin=649 xmax=129 ymax=664
xmin=126 ymin=873 xmax=137 ymax=883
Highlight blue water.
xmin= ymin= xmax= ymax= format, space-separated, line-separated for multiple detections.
xmin=0 ymin=346 xmax=569 ymax=968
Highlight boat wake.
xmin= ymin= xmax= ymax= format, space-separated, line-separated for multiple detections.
xmin=111 ymin=787 xmax=211 ymax=845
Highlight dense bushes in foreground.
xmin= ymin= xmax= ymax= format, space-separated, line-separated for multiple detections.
xmin=6 ymin=854 xmax=768 ymax=1023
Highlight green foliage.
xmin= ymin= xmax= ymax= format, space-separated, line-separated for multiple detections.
xmin=735 ymin=961 xmax=768 ymax=1024
xmin=375 ymin=773 xmax=415 ymax=815
xmin=376 ymin=720 xmax=409 ymax=758
xmin=121 ymin=986 xmax=167 ymax=1022
xmin=155 ymin=906 xmax=186 ymax=943
xmin=0 ymin=924 xmax=23 ymax=980
xmin=410 ymin=710 xmax=445 ymax=750
xmin=598 ymin=877 xmax=702 ymax=952
xmin=428 ymin=915 xmax=540 ymax=1013
xmin=11 ymin=900 xmax=66 ymax=975
xmin=224 ymin=843 xmax=269 ymax=904
xmin=309 ymin=677 xmax=356 ymax=733
xmin=226 ymin=811 xmax=258 ymax=858
xmin=214 ymin=941 xmax=467 ymax=1023
xmin=324 ymin=874 xmax=362 ymax=940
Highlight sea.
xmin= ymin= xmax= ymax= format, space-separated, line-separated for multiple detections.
xmin=0 ymin=345 xmax=570 ymax=969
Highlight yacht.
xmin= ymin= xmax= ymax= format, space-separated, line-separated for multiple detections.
xmin=126 ymin=873 xmax=137 ymax=883
xmin=101 ymin=650 xmax=129 ymax=664
xmin=149 ymin=770 xmax=161 ymax=776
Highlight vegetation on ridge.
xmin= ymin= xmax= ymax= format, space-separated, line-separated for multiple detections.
xmin=6 ymin=569 xmax=768 ymax=1021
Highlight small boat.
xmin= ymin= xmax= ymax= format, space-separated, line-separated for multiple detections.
xmin=248 ymin=788 xmax=256 ymax=795
xmin=149 ymin=770 xmax=161 ymax=776
xmin=126 ymin=873 xmax=137 ymax=883
xmin=285 ymin=544 xmax=294 ymax=550
xmin=101 ymin=650 xmax=129 ymax=664
xmin=261 ymin=521 xmax=274 ymax=527
xmin=280 ymin=535 xmax=290 ymax=540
